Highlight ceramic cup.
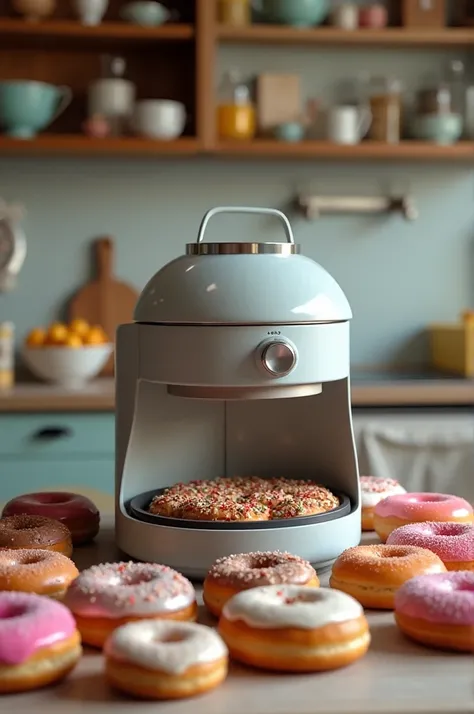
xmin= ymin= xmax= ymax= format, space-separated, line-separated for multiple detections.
xmin=359 ymin=3 xmax=388 ymax=28
xmin=120 ymin=1 xmax=171 ymax=26
xmin=331 ymin=3 xmax=359 ymax=30
xmin=328 ymin=105 xmax=372 ymax=144
xmin=0 ymin=80 xmax=72 ymax=139
xmin=73 ymin=0 xmax=109 ymax=26
xmin=253 ymin=0 xmax=329 ymax=27
xmin=274 ymin=121 xmax=305 ymax=142
xmin=133 ymin=100 xmax=186 ymax=140
xmin=412 ymin=113 xmax=463 ymax=145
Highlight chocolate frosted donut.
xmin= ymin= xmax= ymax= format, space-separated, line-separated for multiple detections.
xmin=203 ymin=551 xmax=320 ymax=617
xmin=0 ymin=515 xmax=73 ymax=558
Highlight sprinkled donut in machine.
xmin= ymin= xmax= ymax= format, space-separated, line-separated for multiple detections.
xmin=0 ymin=514 xmax=73 ymax=558
xmin=203 ymin=551 xmax=320 ymax=617
xmin=0 ymin=548 xmax=79 ymax=599
xmin=387 ymin=521 xmax=474 ymax=571
xmin=64 ymin=561 xmax=197 ymax=648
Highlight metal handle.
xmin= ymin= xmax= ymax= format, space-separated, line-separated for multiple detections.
xmin=196 ymin=207 xmax=295 ymax=244
xmin=32 ymin=427 xmax=73 ymax=441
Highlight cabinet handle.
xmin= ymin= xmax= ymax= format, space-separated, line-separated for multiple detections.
xmin=32 ymin=427 xmax=73 ymax=441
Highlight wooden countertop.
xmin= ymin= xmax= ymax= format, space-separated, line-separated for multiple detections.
xmin=4 ymin=518 xmax=473 ymax=714
xmin=1 ymin=374 xmax=474 ymax=412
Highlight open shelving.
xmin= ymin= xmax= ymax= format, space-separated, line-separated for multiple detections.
xmin=1 ymin=0 xmax=474 ymax=162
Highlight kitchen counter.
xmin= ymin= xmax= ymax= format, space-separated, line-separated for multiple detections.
xmin=1 ymin=373 xmax=474 ymax=412
xmin=4 ymin=518 xmax=473 ymax=714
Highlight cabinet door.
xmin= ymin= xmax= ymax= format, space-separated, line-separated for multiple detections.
xmin=353 ymin=410 xmax=474 ymax=502
xmin=0 ymin=459 xmax=114 ymax=509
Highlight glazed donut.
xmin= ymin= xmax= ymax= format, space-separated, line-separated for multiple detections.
xmin=373 ymin=492 xmax=474 ymax=542
xmin=0 ymin=548 xmax=79 ymax=599
xmin=104 ymin=620 xmax=228 ymax=700
xmin=387 ymin=521 xmax=474 ymax=571
xmin=218 ymin=585 xmax=370 ymax=672
xmin=394 ymin=571 xmax=474 ymax=652
xmin=0 ymin=514 xmax=72 ymax=557
xmin=329 ymin=544 xmax=446 ymax=609
xmin=64 ymin=561 xmax=197 ymax=648
xmin=2 ymin=491 xmax=100 ymax=545
xmin=360 ymin=476 xmax=406 ymax=531
xmin=203 ymin=551 xmax=320 ymax=618
xmin=0 ymin=591 xmax=81 ymax=693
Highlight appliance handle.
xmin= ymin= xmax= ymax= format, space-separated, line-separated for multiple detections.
xmin=196 ymin=206 xmax=295 ymax=244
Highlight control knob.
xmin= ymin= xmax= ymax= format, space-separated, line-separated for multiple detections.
xmin=259 ymin=339 xmax=297 ymax=377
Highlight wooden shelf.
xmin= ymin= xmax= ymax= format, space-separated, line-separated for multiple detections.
xmin=0 ymin=135 xmax=200 ymax=157
xmin=0 ymin=18 xmax=194 ymax=43
xmin=216 ymin=140 xmax=474 ymax=161
xmin=217 ymin=24 xmax=474 ymax=47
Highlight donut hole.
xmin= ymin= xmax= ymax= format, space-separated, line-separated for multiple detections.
xmin=158 ymin=631 xmax=189 ymax=644
xmin=0 ymin=604 xmax=26 ymax=620
xmin=35 ymin=493 xmax=73 ymax=505
xmin=20 ymin=554 xmax=45 ymax=565
xmin=10 ymin=522 xmax=38 ymax=531
xmin=284 ymin=590 xmax=322 ymax=605
xmin=377 ymin=548 xmax=409 ymax=559
xmin=409 ymin=494 xmax=450 ymax=504
xmin=118 ymin=573 xmax=156 ymax=587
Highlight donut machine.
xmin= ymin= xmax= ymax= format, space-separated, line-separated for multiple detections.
xmin=115 ymin=206 xmax=361 ymax=578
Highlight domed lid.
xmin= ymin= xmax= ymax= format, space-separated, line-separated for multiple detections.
xmin=134 ymin=207 xmax=352 ymax=325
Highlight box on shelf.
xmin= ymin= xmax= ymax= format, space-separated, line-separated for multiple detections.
xmin=429 ymin=321 xmax=474 ymax=377
xmin=256 ymin=73 xmax=301 ymax=136
xmin=401 ymin=0 xmax=446 ymax=28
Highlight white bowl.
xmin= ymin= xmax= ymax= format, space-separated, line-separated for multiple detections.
xmin=23 ymin=344 xmax=113 ymax=389
xmin=133 ymin=100 xmax=186 ymax=140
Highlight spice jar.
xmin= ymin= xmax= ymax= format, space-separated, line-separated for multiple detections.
xmin=217 ymin=70 xmax=256 ymax=140
xmin=217 ymin=0 xmax=251 ymax=26
xmin=0 ymin=322 xmax=14 ymax=389
xmin=367 ymin=77 xmax=403 ymax=143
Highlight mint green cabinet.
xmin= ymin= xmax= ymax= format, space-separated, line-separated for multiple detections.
xmin=0 ymin=413 xmax=114 ymax=503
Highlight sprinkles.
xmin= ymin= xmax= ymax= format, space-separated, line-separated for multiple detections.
xmin=207 ymin=551 xmax=317 ymax=588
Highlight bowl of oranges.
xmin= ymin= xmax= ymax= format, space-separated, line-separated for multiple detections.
xmin=23 ymin=319 xmax=113 ymax=388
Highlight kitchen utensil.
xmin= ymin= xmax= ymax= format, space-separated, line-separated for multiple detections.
xmin=0 ymin=81 xmax=72 ymax=139
xmin=252 ymin=0 xmax=329 ymax=26
xmin=23 ymin=344 xmax=113 ymax=389
xmin=69 ymin=237 xmax=138 ymax=377
xmin=328 ymin=105 xmax=372 ymax=144
xmin=115 ymin=205 xmax=359 ymax=575
xmin=412 ymin=113 xmax=463 ymax=144
xmin=330 ymin=3 xmax=359 ymax=29
xmin=12 ymin=0 xmax=55 ymax=21
xmin=274 ymin=121 xmax=305 ymax=142
xmin=120 ymin=1 xmax=172 ymax=25
xmin=73 ymin=0 xmax=109 ymax=26
xmin=132 ymin=100 xmax=186 ymax=140
xmin=87 ymin=56 xmax=135 ymax=136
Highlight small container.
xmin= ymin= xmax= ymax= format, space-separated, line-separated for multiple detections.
xmin=417 ymin=85 xmax=452 ymax=115
xmin=217 ymin=70 xmax=256 ymax=141
xmin=359 ymin=4 xmax=388 ymax=28
xmin=0 ymin=322 xmax=14 ymax=389
xmin=217 ymin=0 xmax=251 ymax=26
xmin=368 ymin=76 xmax=403 ymax=143
xmin=429 ymin=314 xmax=474 ymax=377
xmin=331 ymin=3 xmax=359 ymax=30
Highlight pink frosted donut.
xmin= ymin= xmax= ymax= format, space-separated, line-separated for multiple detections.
xmin=373 ymin=492 xmax=474 ymax=542
xmin=394 ymin=571 xmax=474 ymax=652
xmin=360 ymin=476 xmax=406 ymax=531
xmin=387 ymin=521 xmax=474 ymax=571
xmin=0 ymin=591 xmax=81 ymax=692
xmin=2 ymin=491 xmax=100 ymax=546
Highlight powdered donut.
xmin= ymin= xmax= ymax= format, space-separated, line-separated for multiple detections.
xmin=203 ymin=551 xmax=319 ymax=617
xmin=387 ymin=521 xmax=474 ymax=571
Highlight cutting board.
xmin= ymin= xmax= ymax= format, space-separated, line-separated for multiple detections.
xmin=69 ymin=237 xmax=139 ymax=376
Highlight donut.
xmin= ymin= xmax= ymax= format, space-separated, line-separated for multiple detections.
xmin=394 ymin=571 xmax=474 ymax=652
xmin=0 ymin=591 xmax=82 ymax=693
xmin=218 ymin=585 xmax=370 ymax=672
xmin=104 ymin=620 xmax=228 ymax=699
xmin=0 ymin=548 xmax=79 ymax=599
xmin=64 ymin=561 xmax=197 ymax=648
xmin=373 ymin=492 xmax=474 ymax=542
xmin=360 ymin=476 xmax=406 ymax=531
xmin=0 ymin=515 xmax=72 ymax=557
xmin=2 ymin=491 xmax=100 ymax=545
xmin=387 ymin=521 xmax=474 ymax=571
xmin=329 ymin=544 xmax=447 ymax=609
xmin=149 ymin=477 xmax=340 ymax=522
xmin=203 ymin=551 xmax=320 ymax=618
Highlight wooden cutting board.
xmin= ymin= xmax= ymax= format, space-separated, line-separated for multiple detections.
xmin=69 ymin=237 xmax=139 ymax=376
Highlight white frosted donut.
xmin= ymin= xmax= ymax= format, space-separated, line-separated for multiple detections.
xmin=222 ymin=584 xmax=362 ymax=629
xmin=360 ymin=476 xmax=406 ymax=508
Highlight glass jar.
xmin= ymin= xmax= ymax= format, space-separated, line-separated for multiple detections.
xmin=217 ymin=70 xmax=256 ymax=140
xmin=416 ymin=84 xmax=452 ymax=116
xmin=217 ymin=0 xmax=251 ymax=26
xmin=367 ymin=77 xmax=403 ymax=143
xmin=0 ymin=322 xmax=14 ymax=389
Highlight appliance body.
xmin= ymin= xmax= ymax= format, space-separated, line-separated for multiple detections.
xmin=115 ymin=206 xmax=361 ymax=577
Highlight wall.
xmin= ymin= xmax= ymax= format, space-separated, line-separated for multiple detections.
xmin=1 ymin=42 xmax=473 ymax=369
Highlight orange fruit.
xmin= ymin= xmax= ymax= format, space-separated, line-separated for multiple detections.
xmin=65 ymin=334 xmax=83 ymax=348
xmin=84 ymin=325 xmax=108 ymax=345
xmin=69 ymin=318 xmax=90 ymax=338
xmin=25 ymin=328 xmax=46 ymax=347
xmin=46 ymin=322 xmax=69 ymax=345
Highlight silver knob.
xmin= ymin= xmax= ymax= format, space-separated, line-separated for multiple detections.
xmin=260 ymin=340 xmax=297 ymax=377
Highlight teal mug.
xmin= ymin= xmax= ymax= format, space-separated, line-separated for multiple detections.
xmin=0 ymin=81 xmax=72 ymax=139
xmin=253 ymin=0 xmax=329 ymax=26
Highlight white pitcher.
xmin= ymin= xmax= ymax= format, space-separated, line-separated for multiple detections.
xmin=73 ymin=0 xmax=108 ymax=26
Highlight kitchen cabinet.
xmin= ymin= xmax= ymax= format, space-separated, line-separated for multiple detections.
xmin=353 ymin=407 xmax=474 ymax=502
xmin=0 ymin=412 xmax=114 ymax=503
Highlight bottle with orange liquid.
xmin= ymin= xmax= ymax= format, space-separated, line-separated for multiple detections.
xmin=217 ymin=69 xmax=256 ymax=141
xmin=0 ymin=322 xmax=14 ymax=389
